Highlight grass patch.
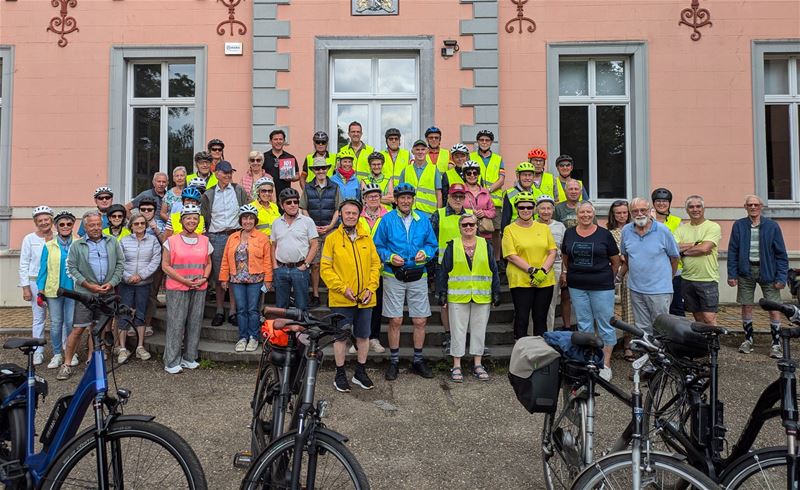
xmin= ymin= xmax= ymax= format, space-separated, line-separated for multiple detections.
xmin=199 ymin=358 xmax=216 ymax=369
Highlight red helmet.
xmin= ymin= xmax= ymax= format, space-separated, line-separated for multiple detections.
xmin=528 ymin=148 xmax=547 ymax=160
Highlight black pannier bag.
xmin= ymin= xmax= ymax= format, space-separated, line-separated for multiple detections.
xmin=508 ymin=336 xmax=561 ymax=413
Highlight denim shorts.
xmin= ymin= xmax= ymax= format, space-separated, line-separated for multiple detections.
xmin=682 ymin=280 xmax=719 ymax=313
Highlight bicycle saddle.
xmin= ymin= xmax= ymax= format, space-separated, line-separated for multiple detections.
xmin=571 ymin=332 xmax=604 ymax=349
xmin=3 ymin=337 xmax=47 ymax=350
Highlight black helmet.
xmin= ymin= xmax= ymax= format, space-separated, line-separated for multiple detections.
xmin=207 ymin=139 xmax=225 ymax=150
xmin=651 ymin=188 xmax=673 ymax=203
xmin=555 ymin=154 xmax=574 ymax=165
xmin=339 ymin=199 xmax=363 ymax=214
xmin=313 ymin=131 xmax=329 ymax=143
xmin=368 ymin=151 xmax=385 ymax=163
xmin=385 ymin=128 xmax=401 ymax=139
xmin=194 ymin=151 xmax=212 ymax=162
xmin=476 ymin=129 xmax=494 ymax=141
xmin=278 ymin=188 xmax=300 ymax=204
xmin=106 ymin=204 xmax=127 ymax=218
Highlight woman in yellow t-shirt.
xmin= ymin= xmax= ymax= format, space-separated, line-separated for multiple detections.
xmin=502 ymin=192 xmax=556 ymax=340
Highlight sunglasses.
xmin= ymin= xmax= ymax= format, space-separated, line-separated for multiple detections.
xmin=313 ymin=167 xmax=330 ymax=171
xmin=249 ymin=158 xmax=264 ymax=163
xmin=464 ymin=170 xmax=479 ymax=176
xmin=557 ymin=163 xmax=572 ymax=167
xmin=109 ymin=214 xmax=124 ymax=219
xmin=210 ymin=147 xmax=223 ymax=152
xmin=132 ymin=221 xmax=147 ymax=226
xmin=259 ymin=189 xmax=273 ymax=194
xmin=96 ymin=195 xmax=112 ymax=201
xmin=450 ymin=194 xmax=465 ymax=199
xmin=746 ymin=203 xmax=761 ymax=208
xmin=139 ymin=207 xmax=155 ymax=213
xmin=283 ymin=199 xmax=299 ymax=205
xmin=517 ymin=206 xmax=535 ymax=211
xmin=460 ymin=222 xmax=477 ymax=228
xmin=57 ymin=222 xmax=74 ymax=228
xmin=314 ymin=141 xmax=327 ymax=145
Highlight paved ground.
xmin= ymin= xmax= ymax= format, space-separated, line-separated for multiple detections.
xmin=0 ymin=331 xmax=790 ymax=489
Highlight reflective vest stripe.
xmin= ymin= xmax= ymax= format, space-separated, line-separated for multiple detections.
xmin=449 ymin=275 xmax=491 ymax=282
xmin=471 ymin=151 xmax=503 ymax=206
xmin=403 ymin=164 xmax=438 ymax=214
xmin=447 ymin=237 xmax=492 ymax=304
xmin=173 ymin=263 xmax=205 ymax=270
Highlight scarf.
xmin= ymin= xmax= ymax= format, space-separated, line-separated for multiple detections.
xmin=338 ymin=167 xmax=355 ymax=180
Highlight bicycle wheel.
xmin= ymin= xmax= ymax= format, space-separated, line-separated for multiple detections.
xmin=251 ymin=362 xmax=281 ymax=456
xmin=543 ymin=397 xmax=588 ymax=490
xmin=572 ymin=452 xmax=717 ymax=489
xmin=40 ymin=419 xmax=207 ymax=489
xmin=0 ymin=381 xmax=25 ymax=464
xmin=241 ymin=431 xmax=369 ymax=490
xmin=719 ymin=446 xmax=790 ymax=489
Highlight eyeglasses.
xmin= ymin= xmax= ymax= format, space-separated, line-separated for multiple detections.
xmin=96 ymin=195 xmax=112 ymax=201
xmin=259 ymin=189 xmax=273 ymax=194
xmin=386 ymin=136 xmax=400 ymax=141
xmin=517 ymin=206 xmax=535 ymax=211
xmin=132 ymin=221 xmax=147 ymax=227
xmin=464 ymin=170 xmax=479 ymax=176
xmin=450 ymin=194 xmax=465 ymax=200
xmin=249 ymin=158 xmax=264 ymax=163
xmin=460 ymin=222 xmax=477 ymax=228
xmin=109 ymin=214 xmax=124 ymax=219
xmin=210 ymin=147 xmax=223 ymax=152
xmin=746 ymin=203 xmax=762 ymax=208
xmin=139 ymin=207 xmax=155 ymax=213
xmin=557 ymin=162 xmax=572 ymax=167
xmin=283 ymin=199 xmax=299 ymax=205
xmin=631 ymin=208 xmax=649 ymax=215
xmin=57 ymin=222 xmax=74 ymax=228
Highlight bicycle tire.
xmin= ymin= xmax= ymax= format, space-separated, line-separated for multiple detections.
xmin=719 ymin=446 xmax=791 ymax=489
xmin=251 ymin=362 xmax=281 ymax=456
xmin=241 ymin=431 xmax=370 ymax=490
xmin=0 ymin=381 xmax=25 ymax=466
xmin=571 ymin=452 xmax=717 ymax=489
xmin=543 ymin=397 xmax=588 ymax=490
xmin=40 ymin=419 xmax=207 ymax=489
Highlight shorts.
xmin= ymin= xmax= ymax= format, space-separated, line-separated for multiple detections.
xmin=330 ymin=307 xmax=372 ymax=339
xmin=682 ymin=280 xmax=719 ymax=313
xmin=208 ymin=232 xmax=230 ymax=281
xmin=736 ymin=265 xmax=783 ymax=305
xmin=492 ymin=205 xmax=502 ymax=231
xmin=382 ymin=275 xmax=431 ymax=319
xmin=313 ymin=231 xmax=329 ymax=265
xmin=73 ymin=299 xmax=102 ymax=328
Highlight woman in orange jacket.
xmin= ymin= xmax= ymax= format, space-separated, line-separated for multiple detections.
xmin=220 ymin=204 xmax=273 ymax=352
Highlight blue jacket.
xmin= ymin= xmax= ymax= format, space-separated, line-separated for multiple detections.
xmin=373 ymin=209 xmax=438 ymax=276
xmin=727 ymin=217 xmax=788 ymax=284
xmin=330 ymin=172 xmax=362 ymax=201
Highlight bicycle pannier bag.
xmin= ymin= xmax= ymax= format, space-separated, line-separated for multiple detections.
xmin=508 ymin=336 xmax=561 ymax=413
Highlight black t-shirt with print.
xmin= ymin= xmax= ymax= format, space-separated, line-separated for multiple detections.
xmin=561 ymin=226 xmax=619 ymax=290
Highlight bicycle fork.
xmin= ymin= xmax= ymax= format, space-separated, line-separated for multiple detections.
xmin=779 ymin=331 xmax=800 ymax=490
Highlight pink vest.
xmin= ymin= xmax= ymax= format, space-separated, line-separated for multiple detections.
xmin=165 ymin=234 xmax=210 ymax=291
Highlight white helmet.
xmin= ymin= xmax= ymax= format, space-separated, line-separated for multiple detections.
xmin=180 ymin=204 xmax=201 ymax=217
xmin=362 ymin=182 xmax=382 ymax=196
xmin=32 ymin=205 xmax=53 ymax=218
xmin=254 ymin=176 xmax=274 ymax=189
xmin=536 ymin=195 xmax=556 ymax=207
xmin=93 ymin=186 xmax=113 ymax=198
xmin=238 ymin=203 xmax=258 ymax=218
xmin=451 ymin=143 xmax=470 ymax=155
xmin=463 ymin=160 xmax=481 ymax=170
xmin=188 ymin=177 xmax=207 ymax=189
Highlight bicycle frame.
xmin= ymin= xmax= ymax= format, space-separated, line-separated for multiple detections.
xmin=289 ymin=336 xmax=323 ymax=490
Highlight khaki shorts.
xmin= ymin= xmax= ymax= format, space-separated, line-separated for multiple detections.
xmin=312 ymin=231 xmax=329 ymax=265
xmin=737 ymin=265 xmax=783 ymax=305
xmin=491 ymin=205 xmax=502 ymax=231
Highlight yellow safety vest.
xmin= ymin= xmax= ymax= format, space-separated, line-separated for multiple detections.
xmin=358 ymin=215 xmax=384 ymax=239
xmin=42 ymin=239 xmax=63 ymax=298
xmin=304 ymin=153 xmax=337 ymax=183
xmin=403 ymin=163 xmax=438 ymax=214
xmin=436 ymin=207 xmax=472 ymax=262
xmin=103 ymin=227 xmax=131 ymax=241
xmin=360 ymin=174 xmax=394 ymax=211
xmin=447 ymin=237 xmax=492 ymax=304
xmin=663 ymin=214 xmax=681 ymax=233
xmin=531 ymin=172 xmax=556 ymax=200
xmin=252 ymin=199 xmax=280 ymax=236
xmin=426 ymin=149 xmax=451 ymax=173
xmin=445 ymin=167 xmax=464 ymax=188
xmin=186 ymin=172 xmax=218 ymax=189
xmin=470 ymin=151 xmax=503 ymax=207
xmin=380 ymin=149 xmax=410 ymax=179
xmin=555 ymin=177 xmax=584 ymax=203
xmin=170 ymin=212 xmax=206 ymax=235
xmin=346 ymin=143 xmax=375 ymax=180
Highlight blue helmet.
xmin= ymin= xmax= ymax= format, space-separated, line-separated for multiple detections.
xmin=181 ymin=187 xmax=202 ymax=202
xmin=394 ymin=183 xmax=416 ymax=197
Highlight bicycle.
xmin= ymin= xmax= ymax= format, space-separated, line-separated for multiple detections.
xmin=240 ymin=306 xmax=370 ymax=490
xmin=0 ymin=287 xmax=207 ymax=489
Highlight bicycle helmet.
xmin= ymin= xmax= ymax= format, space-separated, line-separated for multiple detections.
xmin=181 ymin=186 xmax=202 ymax=202
xmin=313 ymin=131 xmax=329 ymax=143
xmin=32 ymin=205 xmax=53 ymax=218
xmin=424 ymin=126 xmax=442 ymax=137
xmin=94 ymin=186 xmax=113 ymax=198
xmin=279 ymin=188 xmax=300 ymax=204
xmin=555 ymin=154 xmax=574 ymax=165
xmin=528 ymin=148 xmax=547 ymax=160
xmin=536 ymin=195 xmax=556 ymax=207
xmin=106 ymin=204 xmax=126 ymax=218
xmin=53 ymin=210 xmax=76 ymax=224
xmin=451 ymin=143 xmax=470 ymax=155
xmin=137 ymin=197 xmax=157 ymax=211
xmin=180 ymin=204 xmax=200 ymax=217
xmin=194 ymin=151 xmax=212 ymax=163
xmin=514 ymin=192 xmax=537 ymax=207
xmin=207 ymin=138 xmax=225 ymax=150
xmin=188 ymin=177 xmax=207 ymax=191
xmin=254 ymin=176 xmax=274 ymax=189
xmin=463 ymin=160 xmax=481 ymax=172
xmin=238 ymin=204 xmax=258 ymax=222
xmin=385 ymin=127 xmax=402 ymax=139
xmin=394 ymin=183 xmax=416 ymax=197
xmin=476 ymin=130 xmax=495 ymax=141
xmin=339 ymin=199 xmax=363 ymax=214
xmin=362 ymin=183 xmax=383 ymax=196
xmin=337 ymin=147 xmax=356 ymax=160
xmin=368 ymin=151 xmax=385 ymax=163
xmin=651 ymin=188 xmax=673 ymax=203
xmin=516 ymin=162 xmax=537 ymax=174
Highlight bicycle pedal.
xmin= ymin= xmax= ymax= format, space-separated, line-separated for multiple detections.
xmin=0 ymin=459 xmax=26 ymax=482
xmin=233 ymin=451 xmax=252 ymax=468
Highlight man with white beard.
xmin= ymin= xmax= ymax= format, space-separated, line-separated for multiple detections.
xmin=616 ymin=197 xmax=680 ymax=334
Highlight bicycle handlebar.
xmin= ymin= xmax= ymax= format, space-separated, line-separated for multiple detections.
xmin=610 ymin=317 xmax=645 ymax=339
xmin=262 ymin=306 xmax=307 ymax=323
xmin=57 ymin=287 xmax=97 ymax=306
xmin=759 ymin=298 xmax=800 ymax=320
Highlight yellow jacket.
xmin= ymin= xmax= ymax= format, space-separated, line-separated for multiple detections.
xmin=320 ymin=222 xmax=381 ymax=308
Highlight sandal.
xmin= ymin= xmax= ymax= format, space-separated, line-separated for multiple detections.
xmin=624 ymin=349 xmax=637 ymax=362
xmin=472 ymin=364 xmax=489 ymax=381
xmin=450 ymin=367 xmax=463 ymax=383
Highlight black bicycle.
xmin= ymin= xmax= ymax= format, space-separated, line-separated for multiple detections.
xmin=240 ymin=306 xmax=369 ymax=490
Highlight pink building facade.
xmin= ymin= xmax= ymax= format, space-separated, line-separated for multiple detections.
xmin=0 ymin=0 xmax=798 ymax=304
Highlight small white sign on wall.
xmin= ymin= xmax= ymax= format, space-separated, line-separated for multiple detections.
xmin=224 ymin=42 xmax=243 ymax=56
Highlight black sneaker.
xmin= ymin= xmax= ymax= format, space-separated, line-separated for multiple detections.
xmin=333 ymin=369 xmax=351 ymax=393
xmin=385 ymin=363 xmax=399 ymax=381
xmin=352 ymin=366 xmax=374 ymax=390
xmin=309 ymin=295 xmax=321 ymax=308
xmin=412 ymin=360 xmax=434 ymax=379
xmin=211 ymin=313 xmax=225 ymax=326
xmin=228 ymin=313 xmax=238 ymax=326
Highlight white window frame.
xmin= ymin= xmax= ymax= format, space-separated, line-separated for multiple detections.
xmin=329 ymin=53 xmax=420 ymax=152
xmin=753 ymin=41 xmax=800 ymax=215
xmin=0 ymin=46 xmax=14 ymax=250
xmin=547 ymin=42 xmax=649 ymax=207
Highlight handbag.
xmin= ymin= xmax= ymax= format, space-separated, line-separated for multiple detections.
xmin=478 ymin=216 xmax=495 ymax=234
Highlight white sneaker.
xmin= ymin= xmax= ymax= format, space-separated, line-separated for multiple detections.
xmin=771 ymin=344 xmax=783 ymax=359
xmin=135 ymin=346 xmax=151 ymax=360
xmin=70 ymin=354 xmax=80 ymax=367
xmin=180 ymin=359 xmax=199 ymax=370
xmin=117 ymin=349 xmax=130 ymax=364
xmin=33 ymin=352 xmax=44 ymax=366
xmin=234 ymin=339 xmax=247 ymax=352
xmin=164 ymin=365 xmax=183 ymax=374
xmin=739 ymin=340 xmax=753 ymax=354
xmin=599 ymin=367 xmax=613 ymax=382
xmin=246 ymin=338 xmax=259 ymax=352
xmin=369 ymin=338 xmax=386 ymax=353
xmin=348 ymin=344 xmax=357 ymax=355
xmin=47 ymin=354 xmax=64 ymax=370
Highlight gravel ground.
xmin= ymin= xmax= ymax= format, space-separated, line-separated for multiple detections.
xmin=0 ymin=334 xmax=790 ymax=489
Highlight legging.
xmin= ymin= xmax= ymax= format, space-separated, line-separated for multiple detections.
xmin=511 ymin=286 xmax=554 ymax=340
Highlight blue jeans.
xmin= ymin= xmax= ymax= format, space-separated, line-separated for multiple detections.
xmin=274 ymin=266 xmax=310 ymax=311
xmin=331 ymin=307 xmax=373 ymax=340
xmin=568 ymin=288 xmax=616 ymax=346
xmin=231 ymin=282 xmax=262 ymax=340
xmin=119 ymin=283 xmax=151 ymax=327
xmin=46 ymin=296 xmax=74 ymax=355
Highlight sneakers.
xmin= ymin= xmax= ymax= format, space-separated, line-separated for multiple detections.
xmin=246 ymin=338 xmax=259 ymax=352
xmin=334 ymin=369 xmax=351 ymax=392
xmin=771 ymin=343 xmax=783 ymax=359
xmin=33 ymin=352 xmax=44 ymax=366
xmin=47 ymin=354 xmax=64 ymax=370
xmin=70 ymin=354 xmax=80 ymax=367
xmin=135 ymin=346 xmax=151 ymax=360
xmin=412 ymin=360 xmax=434 ymax=379
xmin=117 ymin=348 xmax=130 ymax=364
xmin=180 ymin=359 xmax=200 ymax=369
xmin=309 ymin=295 xmax=321 ymax=308
xmin=235 ymin=338 xmax=247 ymax=352
xmin=211 ymin=313 xmax=225 ymax=326
xmin=369 ymin=338 xmax=386 ymax=353
xmin=739 ymin=339 xmax=754 ymax=354
xmin=164 ymin=365 xmax=183 ymax=374
xmin=352 ymin=365 xmax=375 ymax=390
xmin=385 ymin=363 xmax=399 ymax=381
xmin=348 ymin=344 xmax=357 ymax=354
xmin=56 ymin=365 xmax=73 ymax=380
xmin=599 ymin=366 xmax=613 ymax=382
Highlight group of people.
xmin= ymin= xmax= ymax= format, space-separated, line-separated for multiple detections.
xmin=18 ymin=123 xmax=791 ymax=387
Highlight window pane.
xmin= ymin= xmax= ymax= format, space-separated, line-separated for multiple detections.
xmin=559 ymin=105 xmax=589 ymax=185
xmin=333 ymin=59 xmax=371 ymax=93
xmin=335 ymin=104 xmax=369 ymax=149
xmin=595 ymin=60 xmax=625 ymax=96
xmin=380 ymin=104 xmax=413 ymax=149
xmin=168 ymin=63 xmax=195 ymax=98
xmin=132 ymin=108 xmax=161 ymax=195
xmin=559 ymin=61 xmax=588 ymax=96
xmin=133 ymin=64 xmax=161 ymax=98
xmin=765 ymin=104 xmax=792 ymax=200
xmin=168 ymin=107 xmax=194 ymax=177
xmin=764 ymin=59 xmax=789 ymax=95
xmin=596 ymin=105 xmax=627 ymax=199
xmin=378 ymin=59 xmax=415 ymax=94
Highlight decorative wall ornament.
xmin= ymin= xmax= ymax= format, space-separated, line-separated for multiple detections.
xmin=47 ymin=0 xmax=79 ymax=48
xmin=352 ymin=0 xmax=398 ymax=16
xmin=217 ymin=0 xmax=247 ymax=36
xmin=505 ymin=0 xmax=536 ymax=35
xmin=679 ymin=0 xmax=712 ymax=41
